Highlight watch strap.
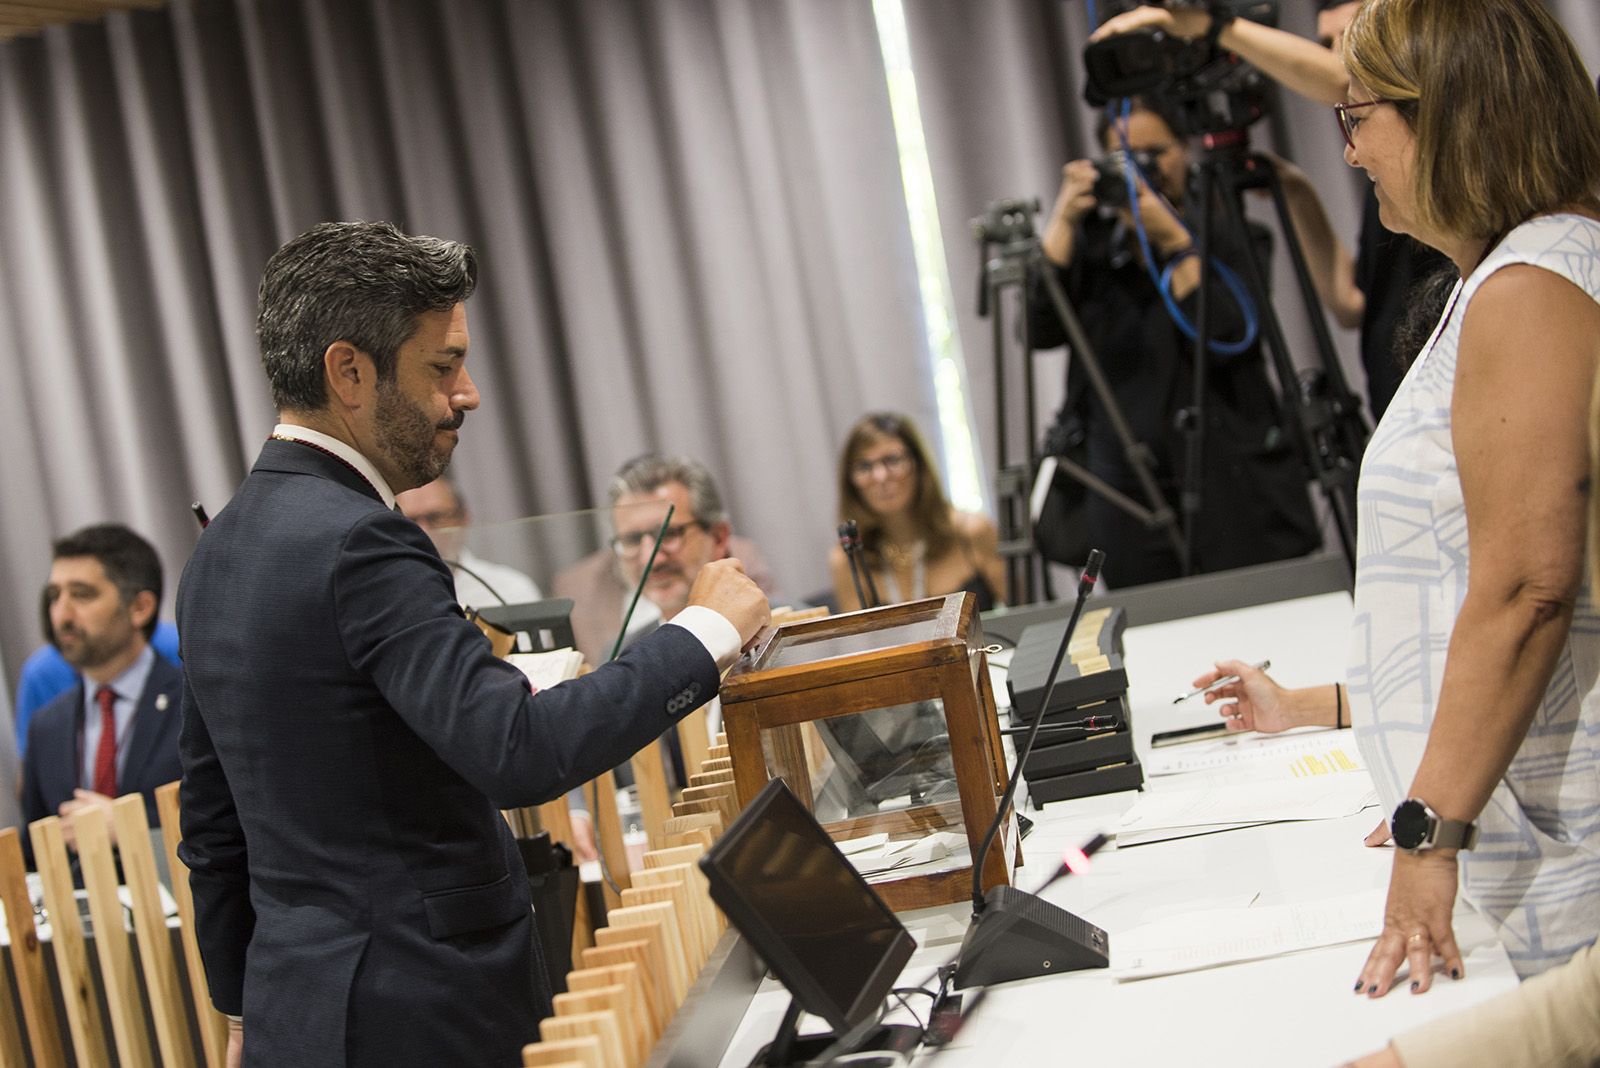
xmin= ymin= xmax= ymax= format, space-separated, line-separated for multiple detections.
xmin=1205 ymin=3 xmax=1237 ymax=49
xmin=1430 ymin=817 xmax=1479 ymax=851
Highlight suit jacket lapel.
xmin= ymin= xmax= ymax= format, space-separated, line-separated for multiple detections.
xmin=120 ymin=656 xmax=181 ymax=790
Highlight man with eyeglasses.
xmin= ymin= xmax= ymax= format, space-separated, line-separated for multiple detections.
xmin=396 ymin=475 xmax=543 ymax=610
xmin=557 ymin=453 xmax=779 ymax=670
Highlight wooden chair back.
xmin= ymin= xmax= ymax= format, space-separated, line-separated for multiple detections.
xmin=0 ymin=827 xmax=67 ymax=1067
xmin=155 ymin=781 xmax=230 ymax=1067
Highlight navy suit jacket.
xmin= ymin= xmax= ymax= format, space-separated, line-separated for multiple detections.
xmin=20 ymin=653 xmax=185 ymax=863
xmin=177 ymin=440 xmax=720 ymax=1067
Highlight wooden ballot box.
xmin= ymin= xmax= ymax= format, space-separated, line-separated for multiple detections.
xmin=719 ymin=592 xmax=1016 ymax=911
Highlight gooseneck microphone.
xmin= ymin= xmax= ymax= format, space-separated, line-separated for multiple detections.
xmin=953 ymin=549 xmax=1111 ymax=989
xmin=441 ymin=558 xmax=508 ymax=606
xmin=837 ymin=521 xmax=881 ymax=609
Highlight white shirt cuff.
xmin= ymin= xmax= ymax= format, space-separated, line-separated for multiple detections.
xmin=668 ymin=606 xmax=742 ymax=672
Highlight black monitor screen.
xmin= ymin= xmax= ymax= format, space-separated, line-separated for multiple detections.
xmin=700 ymin=778 xmax=917 ymax=1034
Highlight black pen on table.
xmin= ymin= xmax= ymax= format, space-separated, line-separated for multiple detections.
xmin=1172 ymin=659 xmax=1270 ymax=704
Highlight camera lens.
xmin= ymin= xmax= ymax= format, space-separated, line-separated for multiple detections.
xmin=1092 ymin=158 xmax=1128 ymax=207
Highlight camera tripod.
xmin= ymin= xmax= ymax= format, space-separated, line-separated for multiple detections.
xmin=1180 ymin=128 xmax=1368 ymax=575
xmin=975 ymin=199 xmax=1182 ymax=603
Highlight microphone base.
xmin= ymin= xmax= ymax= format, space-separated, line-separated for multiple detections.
xmin=952 ymin=885 xmax=1109 ymax=990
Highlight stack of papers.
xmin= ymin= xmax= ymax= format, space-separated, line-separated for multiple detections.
xmin=1114 ymin=775 xmax=1378 ymax=847
xmin=1144 ymin=728 xmax=1366 ymax=781
xmin=1112 ymin=890 xmax=1384 ymax=980
xmin=837 ymin=831 xmax=968 ymax=879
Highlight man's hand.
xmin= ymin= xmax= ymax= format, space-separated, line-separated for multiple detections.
xmin=58 ymin=788 xmax=117 ymax=851
xmin=687 ymin=558 xmax=770 ymax=649
xmin=227 ymin=1017 xmax=243 ymax=1068
xmin=1088 ymin=4 xmax=1209 ymax=43
xmin=1355 ymin=850 xmax=1464 ymax=997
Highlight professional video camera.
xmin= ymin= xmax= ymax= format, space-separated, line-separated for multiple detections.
xmin=1083 ymin=1 xmax=1278 ymax=136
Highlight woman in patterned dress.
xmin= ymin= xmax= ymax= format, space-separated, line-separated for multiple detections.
xmin=1192 ymin=0 xmax=1600 ymax=1002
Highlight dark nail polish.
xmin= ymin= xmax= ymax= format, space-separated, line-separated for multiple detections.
xmin=1410 ymin=981 xmax=1419 ymax=992
xmin=1353 ymin=980 xmax=1363 ymax=992
xmin=1367 ymin=984 xmax=1378 ymax=994
xmin=1451 ymin=968 xmax=1461 ymax=980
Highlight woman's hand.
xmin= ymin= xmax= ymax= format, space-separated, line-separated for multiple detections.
xmin=1191 ymin=659 xmax=1297 ymax=733
xmin=1042 ymin=160 xmax=1099 ymax=266
xmin=1355 ymin=850 xmax=1464 ymax=997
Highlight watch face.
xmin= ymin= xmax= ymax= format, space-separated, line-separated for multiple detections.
xmin=1391 ymin=799 xmax=1430 ymax=850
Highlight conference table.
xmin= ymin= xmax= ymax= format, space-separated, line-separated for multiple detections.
xmin=704 ymin=561 xmax=1521 ymax=1067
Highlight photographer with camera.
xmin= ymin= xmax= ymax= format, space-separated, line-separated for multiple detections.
xmin=1090 ymin=1 xmax=1452 ymax=420
xmin=1029 ymin=96 xmax=1321 ymax=588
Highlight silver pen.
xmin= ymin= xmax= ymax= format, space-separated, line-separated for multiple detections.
xmin=1172 ymin=659 xmax=1271 ymax=704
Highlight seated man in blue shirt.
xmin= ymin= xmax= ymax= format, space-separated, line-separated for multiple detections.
xmin=19 ymin=524 xmax=183 ymax=860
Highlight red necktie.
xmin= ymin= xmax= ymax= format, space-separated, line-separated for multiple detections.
xmin=93 ymin=685 xmax=118 ymax=797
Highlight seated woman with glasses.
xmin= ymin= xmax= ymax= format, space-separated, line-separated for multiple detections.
xmin=828 ymin=412 xmax=1006 ymax=613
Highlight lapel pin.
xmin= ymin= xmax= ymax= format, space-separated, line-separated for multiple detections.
xmin=156 ymin=693 xmax=170 ymax=712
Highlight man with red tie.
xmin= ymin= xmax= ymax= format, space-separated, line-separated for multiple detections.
xmin=19 ymin=524 xmax=183 ymax=861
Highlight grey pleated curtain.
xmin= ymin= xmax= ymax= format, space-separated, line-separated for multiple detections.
xmin=0 ymin=0 xmax=939 ymax=820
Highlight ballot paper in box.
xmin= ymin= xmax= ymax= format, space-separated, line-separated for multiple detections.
xmin=720 ymin=592 xmax=1017 ymax=911
xmin=1007 ymin=605 xmax=1144 ymax=805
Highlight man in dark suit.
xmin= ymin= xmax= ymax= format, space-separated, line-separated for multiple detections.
xmin=21 ymin=523 xmax=183 ymax=862
xmin=177 ymin=221 xmax=769 ymax=1068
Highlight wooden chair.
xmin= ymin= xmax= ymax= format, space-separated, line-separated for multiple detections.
xmin=155 ymin=782 xmax=230 ymax=1068
xmin=0 ymin=827 xmax=68 ymax=1067
xmin=539 ymin=1009 xmax=627 ymax=1068
xmin=522 ymin=1033 xmax=606 ymax=1067
xmin=580 ymin=941 xmax=670 ymax=1036
xmin=31 ymin=815 xmax=113 ymax=1067
xmin=553 ymin=984 xmax=645 ymax=1067
xmin=47 ymin=807 xmax=157 ymax=1068
xmin=108 ymin=795 xmax=198 ymax=1068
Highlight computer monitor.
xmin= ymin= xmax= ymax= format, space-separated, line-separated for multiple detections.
xmin=699 ymin=778 xmax=917 ymax=1036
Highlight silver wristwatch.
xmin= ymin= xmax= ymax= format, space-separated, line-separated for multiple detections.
xmin=1390 ymin=797 xmax=1478 ymax=852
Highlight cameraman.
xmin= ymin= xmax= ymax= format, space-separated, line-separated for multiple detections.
xmin=1029 ymin=97 xmax=1320 ymax=589
xmin=1090 ymin=1 xmax=1452 ymax=419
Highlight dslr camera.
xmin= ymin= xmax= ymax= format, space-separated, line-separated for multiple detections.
xmin=1083 ymin=1 xmax=1278 ymax=137
xmin=1091 ymin=148 xmax=1161 ymax=207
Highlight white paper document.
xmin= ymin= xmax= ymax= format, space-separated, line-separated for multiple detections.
xmin=505 ymin=648 xmax=584 ymax=691
xmin=1114 ymin=774 xmax=1378 ymax=847
xmin=1112 ymin=889 xmax=1384 ymax=981
xmin=1143 ymin=727 xmax=1366 ymax=780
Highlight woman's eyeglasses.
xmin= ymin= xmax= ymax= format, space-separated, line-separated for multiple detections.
xmin=1333 ymin=99 xmax=1394 ymax=151
xmin=850 ymin=452 xmax=913 ymax=482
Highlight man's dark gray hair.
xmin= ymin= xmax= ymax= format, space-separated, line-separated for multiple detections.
xmin=257 ymin=221 xmax=478 ymax=412
xmin=50 ymin=523 xmax=163 ymax=641
xmin=608 ymin=454 xmax=728 ymax=527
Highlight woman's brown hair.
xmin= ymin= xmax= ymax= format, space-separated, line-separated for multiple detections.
xmin=1343 ymin=0 xmax=1600 ymax=241
xmin=836 ymin=412 xmax=958 ymax=568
